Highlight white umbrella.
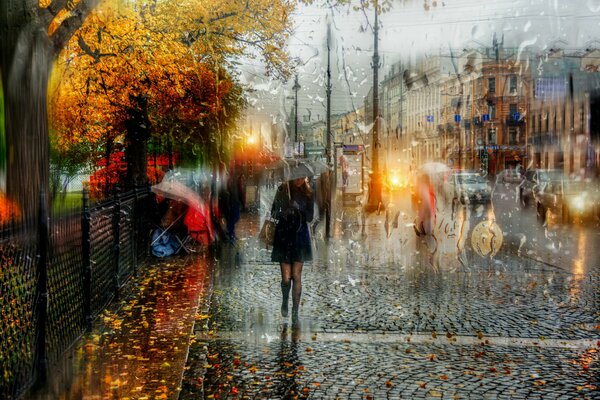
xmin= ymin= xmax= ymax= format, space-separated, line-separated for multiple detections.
xmin=309 ymin=159 xmax=330 ymax=175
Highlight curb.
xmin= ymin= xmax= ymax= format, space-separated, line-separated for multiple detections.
xmin=178 ymin=251 xmax=216 ymax=400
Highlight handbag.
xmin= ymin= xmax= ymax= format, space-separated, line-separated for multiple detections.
xmin=258 ymin=217 xmax=276 ymax=247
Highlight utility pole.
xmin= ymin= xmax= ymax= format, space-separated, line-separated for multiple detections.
xmin=326 ymin=23 xmax=332 ymax=168
xmin=326 ymin=20 xmax=333 ymax=239
xmin=367 ymin=1 xmax=383 ymax=212
xmin=472 ymin=78 xmax=476 ymax=170
xmin=293 ymin=75 xmax=301 ymax=143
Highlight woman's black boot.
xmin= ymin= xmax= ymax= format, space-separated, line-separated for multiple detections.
xmin=281 ymin=281 xmax=291 ymax=318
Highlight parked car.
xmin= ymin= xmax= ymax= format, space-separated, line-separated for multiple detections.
xmin=502 ymin=168 xmax=522 ymax=183
xmin=533 ymin=178 xmax=600 ymax=224
xmin=446 ymin=171 xmax=492 ymax=204
xmin=518 ymin=169 xmax=563 ymax=207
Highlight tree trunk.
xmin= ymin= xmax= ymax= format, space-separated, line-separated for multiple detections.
xmin=1 ymin=0 xmax=100 ymax=217
xmin=2 ymin=23 xmax=53 ymax=217
xmin=124 ymin=97 xmax=150 ymax=190
xmin=167 ymin=130 xmax=174 ymax=171
xmin=104 ymin=136 xmax=113 ymax=197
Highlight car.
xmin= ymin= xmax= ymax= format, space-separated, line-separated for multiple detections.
xmin=502 ymin=168 xmax=522 ymax=183
xmin=518 ymin=169 xmax=563 ymax=207
xmin=533 ymin=178 xmax=600 ymax=224
xmin=446 ymin=171 xmax=492 ymax=205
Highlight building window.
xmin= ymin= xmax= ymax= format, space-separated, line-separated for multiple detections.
xmin=509 ymin=75 xmax=517 ymax=93
xmin=508 ymin=127 xmax=518 ymax=145
xmin=488 ymin=77 xmax=496 ymax=94
xmin=509 ymin=103 xmax=518 ymax=119
xmin=488 ymin=128 xmax=497 ymax=144
xmin=488 ymin=102 xmax=496 ymax=120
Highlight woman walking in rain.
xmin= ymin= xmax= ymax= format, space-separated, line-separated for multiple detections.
xmin=271 ymin=177 xmax=314 ymax=325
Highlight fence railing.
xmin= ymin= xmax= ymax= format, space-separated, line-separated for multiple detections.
xmin=0 ymin=187 xmax=154 ymax=399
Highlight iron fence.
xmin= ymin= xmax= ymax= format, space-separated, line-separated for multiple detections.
xmin=0 ymin=187 xmax=154 ymax=399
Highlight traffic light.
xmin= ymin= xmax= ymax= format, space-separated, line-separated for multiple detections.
xmin=480 ymin=149 xmax=488 ymax=175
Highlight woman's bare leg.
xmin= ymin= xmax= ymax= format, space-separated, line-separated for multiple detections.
xmin=280 ymin=263 xmax=292 ymax=317
xmin=291 ymin=262 xmax=304 ymax=323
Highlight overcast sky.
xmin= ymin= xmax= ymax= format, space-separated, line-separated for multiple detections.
xmin=240 ymin=0 xmax=600 ymax=129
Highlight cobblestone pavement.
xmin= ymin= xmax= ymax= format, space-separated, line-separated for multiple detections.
xmin=181 ymin=189 xmax=599 ymax=399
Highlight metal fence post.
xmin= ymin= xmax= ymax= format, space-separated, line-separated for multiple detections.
xmin=35 ymin=191 xmax=49 ymax=384
xmin=113 ymin=189 xmax=121 ymax=301
xmin=132 ymin=188 xmax=139 ymax=277
xmin=82 ymin=189 xmax=92 ymax=331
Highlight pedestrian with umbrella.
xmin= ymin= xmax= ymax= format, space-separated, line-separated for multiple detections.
xmin=270 ymin=161 xmax=315 ymax=325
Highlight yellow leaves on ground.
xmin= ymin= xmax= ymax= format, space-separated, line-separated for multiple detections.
xmin=102 ymin=310 xmax=123 ymax=331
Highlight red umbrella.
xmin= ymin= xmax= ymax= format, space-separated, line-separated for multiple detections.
xmin=151 ymin=180 xmax=214 ymax=242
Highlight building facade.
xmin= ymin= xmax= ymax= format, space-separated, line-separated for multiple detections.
xmin=359 ymin=39 xmax=600 ymax=181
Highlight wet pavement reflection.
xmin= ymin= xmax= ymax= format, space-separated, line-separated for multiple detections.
xmin=28 ymin=255 xmax=211 ymax=400
xmin=180 ymin=186 xmax=599 ymax=399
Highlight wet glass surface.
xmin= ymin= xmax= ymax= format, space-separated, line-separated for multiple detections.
xmin=2 ymin=0 xmax=600 ymax=398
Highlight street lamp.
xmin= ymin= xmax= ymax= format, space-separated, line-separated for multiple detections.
xmin=366 ymin=1 xmax=383 ymax=212
xmin=293 ymin=75 xmax=301 ymax=143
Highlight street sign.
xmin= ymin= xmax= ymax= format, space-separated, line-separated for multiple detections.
xmin=513 ymin=112 xmax=520 ymax=120
xmin=343 ymin=144 xmax=364 ymax=153
xmin=426 ymin=115 xmax=434 ymax=122
xmin=454 ymin=114 xmax=461 ymax=123
xmin=482 ymin=114 xmax=490 ymax=121
xmin=304 ymin=144 xmax=325 ymax=157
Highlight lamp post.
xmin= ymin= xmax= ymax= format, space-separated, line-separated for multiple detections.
xmin=326 ymin=21 xmax=333 ymax=238
xmin=366 ymin=1 xmax=383 ymax=212
xmin=293 ymin=75 xmax=301 ymax=143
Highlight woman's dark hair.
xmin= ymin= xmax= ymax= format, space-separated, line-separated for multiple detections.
xmin=299 ymin=179 xmax=313 ymax=198
xmin=284 ymin=179 xmax=312 ymax=198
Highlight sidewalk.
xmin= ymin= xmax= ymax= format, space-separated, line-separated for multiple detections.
xmin=27 ymin=253 xmax=213 ymax=400
xmin=25 ymin=194 xmax=599 ymax=399
xmin=178 ymin=202 xmax=599 ymax=399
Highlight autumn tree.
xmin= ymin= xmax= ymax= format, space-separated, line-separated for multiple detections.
xmin=1 ymin=0 xmax=371 ymax=215
xmin=51 ymin=0 xmax=300 ymax=192
xmin=51 ymin=2 xmax=243 ymax=192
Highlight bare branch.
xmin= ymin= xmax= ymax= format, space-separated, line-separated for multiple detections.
xmin=76 ymin=34 xmax=115 ymax=62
